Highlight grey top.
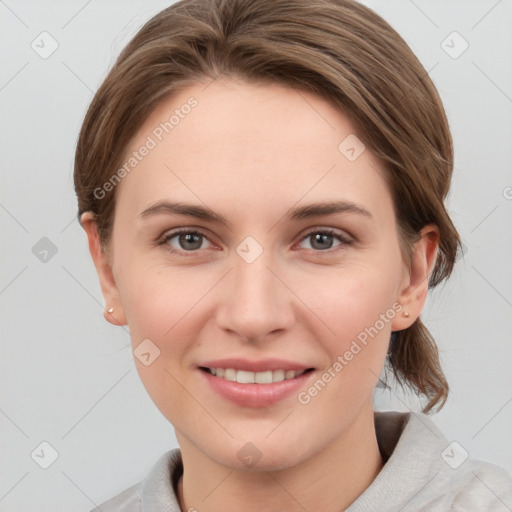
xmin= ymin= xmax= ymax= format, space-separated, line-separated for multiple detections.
xmin=91 ymin=411 xmax=512 ymax=511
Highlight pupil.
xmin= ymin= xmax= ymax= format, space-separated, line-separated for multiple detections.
xmin=312 ymin=233 xmax=332 ymax=250
xmin=180 ymin=233 xmax=201 ymax=250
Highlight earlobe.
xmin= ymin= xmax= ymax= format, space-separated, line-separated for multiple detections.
xmin=104 ymin=305 xmax=125 ymax=326
xmin=80 ymin=212 xmax=127 ymax=326
xmin=391 ymin=224 xmax=439 ymax=332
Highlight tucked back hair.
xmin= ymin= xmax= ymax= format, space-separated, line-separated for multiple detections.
xmin=74 ymin=0 xmax=462 ymax=414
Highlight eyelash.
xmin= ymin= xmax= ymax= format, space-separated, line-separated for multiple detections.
xmin=158 ymin=227 xmax=353 ymax=256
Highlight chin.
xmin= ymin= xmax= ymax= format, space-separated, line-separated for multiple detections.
xmin=207 ymin=440 xmax=310 ymax=473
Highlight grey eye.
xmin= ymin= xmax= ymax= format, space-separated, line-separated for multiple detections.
xmin=165 ymin=231 xmax=209 ymax=251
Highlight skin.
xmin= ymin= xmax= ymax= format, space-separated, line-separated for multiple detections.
xmin=82 ymin=78 xmax=439 ymax=512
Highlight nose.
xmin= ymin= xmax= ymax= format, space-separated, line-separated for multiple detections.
xmin=215 ymin=246 xmax=295 ymax=343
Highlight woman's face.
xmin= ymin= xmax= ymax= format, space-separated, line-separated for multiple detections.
xmin=94 ymin=79 xmax=420 ymax=470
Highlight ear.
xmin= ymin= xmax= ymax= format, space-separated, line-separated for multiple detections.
xmin=80 ymin=212 xmax=127 ymax=326
xmin=391 ymin=224 xmax=439 ymax=331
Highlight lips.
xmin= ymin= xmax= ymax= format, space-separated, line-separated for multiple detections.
xmin=197 ymin=358 xmax=316 ymax=407
xmin=199 ymin=366 xmax=315 ymax=407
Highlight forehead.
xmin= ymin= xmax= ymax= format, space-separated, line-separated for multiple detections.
xmin=114 ymin=79 xmax=393 ymax=223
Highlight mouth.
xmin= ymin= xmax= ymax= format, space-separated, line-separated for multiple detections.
xmin=198 ymin=365 xmax=316 ymax=407
xmin=199 ymin=366 xmax=315 ymax=384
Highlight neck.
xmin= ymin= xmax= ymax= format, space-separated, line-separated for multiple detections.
xmin=176 ymin=406 xmax=384 ymax=512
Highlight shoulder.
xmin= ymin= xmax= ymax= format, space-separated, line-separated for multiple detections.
xmin=89 ymin=448 xmax=182 ymax=512
xmin=89 ymin=482 xmax=141 ymax=512
xmin=437 ymin=459 xmax=512 ymax=512
xmin=351 ymin=411 xmax=512 ymax=512
xmin=403 ymin=412 xmax=512 ymax=511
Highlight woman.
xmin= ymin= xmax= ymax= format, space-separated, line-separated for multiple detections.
xmin=74 ymin=0 xmax=512 ymax=510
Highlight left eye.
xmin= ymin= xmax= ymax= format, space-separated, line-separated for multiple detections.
xmin=298 ymin=229 xmax=351 ymax=251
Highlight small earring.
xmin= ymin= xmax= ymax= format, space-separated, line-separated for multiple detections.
xmin=402 ymin=310 xmax=410 ymax=318
xmin=107 ymin=307 xmax=114 ymax=314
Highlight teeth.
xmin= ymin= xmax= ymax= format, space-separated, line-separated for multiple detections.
xmin=208 ymin=367 xmax=307 ymax=383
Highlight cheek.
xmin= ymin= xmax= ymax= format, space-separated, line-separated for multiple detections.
xmin=117 ymin=257 xmax=217 ymax=364
xmin=119 ymin=244 xmax=403 ymax=350
xmin=301 ymin=255 xmax=402 ymax=396
xmin=117 ymin=238 xmax=402 ymax=389
xmin=116 ymin=261 xmax=207 ymax=414
xmin=121 ymin=267 xmax=191 ymax=335
xmin=307 ymin=258 xmax=402 ymax=342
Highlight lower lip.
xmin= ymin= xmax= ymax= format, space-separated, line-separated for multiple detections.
xmin=199 ymin=368 xmax=314 ymax=408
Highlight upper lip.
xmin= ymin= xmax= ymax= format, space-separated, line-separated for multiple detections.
xmin=199 ymin=358 xmax=313 ymax=372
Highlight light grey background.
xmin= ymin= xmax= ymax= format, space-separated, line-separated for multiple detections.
xmin=1 ymin=0 xmax=511 ymax=510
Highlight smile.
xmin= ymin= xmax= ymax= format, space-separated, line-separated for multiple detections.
xmin=199 ymin=366 xmax=316 ymax=407
xmin=201 ymin=367 xmax=313 ymax=383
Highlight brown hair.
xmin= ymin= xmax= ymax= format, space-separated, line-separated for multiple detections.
xmin=74 ymin=0 xmax=462 ymax=414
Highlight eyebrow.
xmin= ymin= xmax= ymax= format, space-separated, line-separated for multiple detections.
xmin=139 ymin=200 xmax=372 ymax=227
